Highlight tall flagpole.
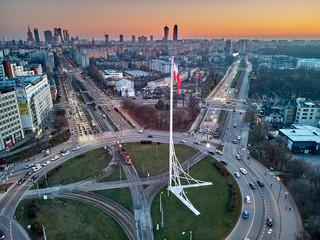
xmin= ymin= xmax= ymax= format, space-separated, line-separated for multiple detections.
xmin=169 ymin=57 xmax=174 ymax=188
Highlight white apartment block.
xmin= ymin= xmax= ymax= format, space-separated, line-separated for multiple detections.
xmin=149 ymin=59 xmax=171 ymax=73
xmin=0 ymin=90 xmax=25 ymax=151
xmin=14 ymin=75 xmax=53 ymax=132
xmin=295 ymin=98 xmax=320 ymax=126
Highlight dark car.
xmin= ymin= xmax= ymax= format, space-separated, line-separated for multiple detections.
xmin=30 ymin=175 xmax=38 ymax=181
xmin=0 ymin=230 xmax=4 ymax=240
xmin=208 ymin=150 xmax=215 ymax=155
xmin=249 ymin=182 xmax=256 ymax=189
xmin=220 ymin=160 xmax=228 ymax=166
xmin=267 ymin=217 xmax=273 ymax=226
xmin=147 ymin=135 xmax=153 ymax=138
xmin=25 ymin=171 xmax=32 ymax=177
xmin=18 ymin=178 xmax=26 ymax=185
xmin=257 ymin=180 xmax=264 ymax=187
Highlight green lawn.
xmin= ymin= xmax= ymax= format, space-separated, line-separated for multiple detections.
xmin=39 ymin=147 xmax=111 ymax=187
xmin=15 ymin=198 xmax=127 ymax=240
xmin=152 ymin=156 xmax=241 ymax=240
xmin=123 ymin=142 xmax=198 ymax=178
xmin=93 ymin=188 xmax=133 ymax=213
xmin=98 ymin=166 xmax=127 ymax=182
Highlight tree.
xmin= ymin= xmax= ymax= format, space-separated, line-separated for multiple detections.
xmin=287 ymin=158 xmax=309 ymax=179
xmin=305 ymin=215 xmax=320 ymax=239
xmin=155 ymin=100 xmax=165 ymax=110
xmin=243 ymin=108 xmax=256 ymax=124
xmin=31 ymin=221 xmax=43 ymax=237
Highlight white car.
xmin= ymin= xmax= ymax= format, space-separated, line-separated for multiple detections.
xmin=62 ymin=150 xmax=70 ymax=156
xmin=198 ymin=129 xmax=203 ymax=133
xmin=72 ymin=146 xmax=80 ymax=151
xmin=215 ymin=150 xmax=223 ymax=155
xmin=240 ymin=167 xmax=247 ymax=175
xmin=179 ymin=140 xmax=186 ymax=143
xmin=42 ymin=160 xmax=51 ymax=167
xmin=51 ymin=155 xmax=60 ymax=161
xmin=234 ymin=172 xmax=241 ymax=178
xmin=245 ymin=196 xmax=251 ymax=203
xmin=237 ymin=136 xmax=241 ymax=140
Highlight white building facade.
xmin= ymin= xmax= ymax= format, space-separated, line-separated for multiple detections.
xmin=149 ymin=59 xmax=171 ymax=73
xmin=14 ymin=75 xmax=53 ymax=132
xmin=295 ymin=98 xmax=320 ymax=126
xmin=0 ymin=90 xmax=25 ymax=151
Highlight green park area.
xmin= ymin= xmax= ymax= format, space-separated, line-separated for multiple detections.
xmin=151 ymin=156 xmax=241 ymax=240
xmin=38 ymin=147 xmax=111 ymax=187
xmin=15 ymin=198 xmax=127 ymax=240
xmin=123 ymin=142 xmax=199 ymax=177
xmin=18 ymin=143 xmax=240 ymax=239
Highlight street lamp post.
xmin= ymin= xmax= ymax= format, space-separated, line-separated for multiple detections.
xmin=147 ymin=172 xmax=150 ymax=185
xmin=277 ymin=176 xmax=282 ymax=204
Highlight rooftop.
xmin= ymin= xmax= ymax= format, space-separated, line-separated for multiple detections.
xmin=280 ymin=124 xmax=320 ymax=143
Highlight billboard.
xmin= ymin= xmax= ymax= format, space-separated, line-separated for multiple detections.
xmin=16 ymin=89 xmax=29 ymax=115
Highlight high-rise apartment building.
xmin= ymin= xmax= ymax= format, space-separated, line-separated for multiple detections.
xmin=173 ymin=25 xmax=178 ymax=42
xmin=119 ymin=34 xmax=124 ymax=43
xmin=0 ymin=90 xmax=25 ymax=151
xmin=44 ymin=30 xmax=53 ymax=43
xmin=164 ymin=26 xmax=169 ymax=42
xmin=34 ymin=28 xmax=40 ymax=43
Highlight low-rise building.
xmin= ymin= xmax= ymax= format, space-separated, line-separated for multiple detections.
xmin=279 ymin=125 xmax=320 ymax=154
xmin=100 ymin=70 xmax=123 ymax=80
xmin=115 ymin=79 xmax=135 ymax=97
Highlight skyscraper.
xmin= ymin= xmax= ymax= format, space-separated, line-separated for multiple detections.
xmin=104 ymin=34 xmax=109 ymax=44
xmin=238 ymin=39 xmax=248 ymax=55
xmin=34 ymin=28 xmax=40 ymax=43
xmin=224 ymin=39 xmax=234 ymax=57
xmin=119 ymin=34 xmax=124 ymax=43
xmin=164 ymin=26 xmax=169 ymax=42
xmin=63 ymin=29 xmax=70 ymax=42
xmin=131 ymin=35 xmax=136 ymax=43
xmin=150 ymin=35 xmax=153 ymax=42
xmin=27 ymin=25 xmax=34 ymax=43
xmin=44 ymin=30 xmax=53 ymax=43
xmin=173 ymin=25 xmax=178 ymax=42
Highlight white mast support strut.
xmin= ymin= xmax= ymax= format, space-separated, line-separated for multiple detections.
xmin=168 ymin=57 xmax=212 ymax=216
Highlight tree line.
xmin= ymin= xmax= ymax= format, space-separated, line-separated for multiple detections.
xmin=249 ymin=67 xmax=320 ymax=100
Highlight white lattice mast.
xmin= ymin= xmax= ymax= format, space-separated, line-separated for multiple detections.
xmin=168 ymin=57 xmax=212 ymax=216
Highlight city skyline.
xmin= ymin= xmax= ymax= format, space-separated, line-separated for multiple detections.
xmin=1 ymin=0 xmax=320 ymax=41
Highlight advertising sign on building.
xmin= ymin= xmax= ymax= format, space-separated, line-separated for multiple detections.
xmin=16 ymin=89 xmax=29 ymax=115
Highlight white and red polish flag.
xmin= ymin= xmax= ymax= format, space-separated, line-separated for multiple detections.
xmin=173 ymin=63 xmax=181 ymax=95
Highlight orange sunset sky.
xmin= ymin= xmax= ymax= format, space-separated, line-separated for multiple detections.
xmin=0 ymin=0 xmax=320 ymax=40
